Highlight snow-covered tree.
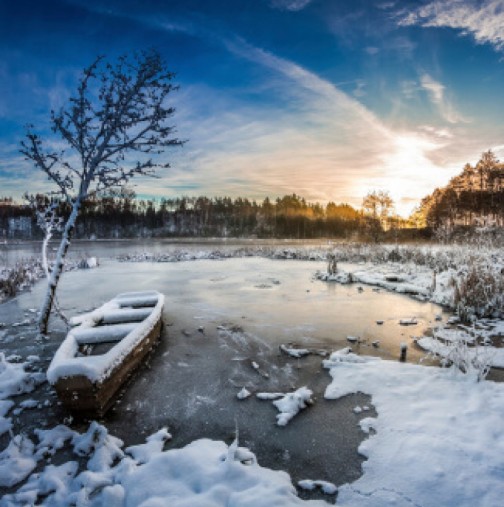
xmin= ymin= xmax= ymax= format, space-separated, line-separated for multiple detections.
xmin=21 ymin=50 xmax=183 ymax=334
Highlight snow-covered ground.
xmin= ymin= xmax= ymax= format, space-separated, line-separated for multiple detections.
xmin=323 ymin=348 xmax=504 ymax=507
xmin=1 ymin=243 xmax=503 ymax=505
xmin=1 ymin=348 xmax=503 ymax=506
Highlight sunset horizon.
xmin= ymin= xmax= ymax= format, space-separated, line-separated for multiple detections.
xmin=1 ymin=0 xmax=504 ymax=216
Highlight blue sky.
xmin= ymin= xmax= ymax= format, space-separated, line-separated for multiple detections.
xmin=1 ymin=0 xmax=504 ymax=215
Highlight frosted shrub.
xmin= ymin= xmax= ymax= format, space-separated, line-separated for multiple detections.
xmin=452 ymin=262 xmax=504 ymax=322
xmin=431 ymin=329 xmax=492 ymax=382
xmin=325 ymin=243 xmax=504 ymax=321
xmin=0 ymin=260 xmax=44 ymax=299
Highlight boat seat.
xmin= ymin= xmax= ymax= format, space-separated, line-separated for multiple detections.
xmin=72 ymin=322 xmax=137 ymax=344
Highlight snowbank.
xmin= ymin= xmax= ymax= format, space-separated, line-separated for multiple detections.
xmin=417 ymin=336 xmax=504 ymax=369
xmin=0 ymin=353 xmax=46 ymax=437
xmin=1 ymin=423 xmax=328 ymax=506
xmin=323 ymin=349 xmax=504 ymax=507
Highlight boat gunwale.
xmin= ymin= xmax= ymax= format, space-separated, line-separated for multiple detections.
xmin=47 ymin=291 xmax=165 ymax=386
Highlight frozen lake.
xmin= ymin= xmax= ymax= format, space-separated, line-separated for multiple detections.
xmin=9 ymin=256 xmax=446 ymax=362
xmin=0 ymin=252 xmax=448 ymax=497
xmin=1 ymin=238 xmax=333 ymax=266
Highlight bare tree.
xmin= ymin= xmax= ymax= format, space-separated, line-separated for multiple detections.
xmin=26 ymin=194 xmax=69 ymax=325
xmin=21 ymin=50 xmax=183 ymax=334
xmin=362 ymin=190 xmax=394 ymax=241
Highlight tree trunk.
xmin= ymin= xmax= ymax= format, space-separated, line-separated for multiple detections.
xmin=38 ymin=199 xmax=81 ymax=335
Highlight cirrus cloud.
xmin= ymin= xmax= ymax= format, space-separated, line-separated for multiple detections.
xmin=398 ymin=0 xmax=504 ymax=52
xmin=420 ymin=73 xmax=468 ymax=124
xmin=270 ymin=0 xmax=314 ymax=12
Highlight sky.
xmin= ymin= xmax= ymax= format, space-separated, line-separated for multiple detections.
xmin=1 ymin=0 xmax=504 ymax=216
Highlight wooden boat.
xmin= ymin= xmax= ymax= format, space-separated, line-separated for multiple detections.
xmin=47 ymin=290 xmax=164 ymax=416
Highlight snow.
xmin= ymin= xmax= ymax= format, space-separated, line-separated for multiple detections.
xmin=72 ymin=322 xmax=137 ymax=344
xmin=78 ymin=257 xmax=98 ymax=269
xmin=1 ymin=424 xmax=327 ymax=506
xmin=318 ymin=259 xmax=458 ymax=310
xmin=0 ymin=353 xmax=46 ymax=436
xmin=2 ymin=245 xmax=504 ymax=505
xmin=323 ymin=349 xmax=504 ymax=507
xmin=236 ymin=387 xmax=252 ymax=400
xmin=0 ymin=435 xmax=37 ymax=487
xmin=256 ymin=392 xmax=285 ymax=400
xmin=11 ymin=462 xmax=79 ymax=505
xmin=417 ymin=336 xmax=504 ymax=369
xmin=34 ymin=425 xmax=77 ymax=458
xmin=415 ymin=321 xmax=504 ymax=369
xmin=323 ymin=347 xmax=373 ymax=365
xmin=117 ymin=438 xmax=327 ymax=507
xmin=0 ymin=400 xmax=14 ymax=435
xmin=279 ymin=344 xmax=311 ymax=358
xmin=72 ymin=421 xmax=124 ymax=472
xmin=265 ymin=387 xmax=314 ymax=426
xmin=126 ymin=427 xmax=172 ymax=464
xmin=0 ymin=353 xmax=41 ymax=398
xmin=298 ymin=479 xmax=338 ymax=495
xmin=47 ymin=291 xmax=164 ymax=384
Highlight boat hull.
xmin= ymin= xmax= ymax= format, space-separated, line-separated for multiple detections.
xmin=54 ymin=318 xmax=162 ymax=417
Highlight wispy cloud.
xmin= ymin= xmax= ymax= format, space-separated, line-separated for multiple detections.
xmin=2 ymin=2 xmax=492 ymax=216
xmin=269 ymin=0 xmax=313 ymax=12
xmin=154 ymin=37 xmax=458 ymax=215
xmin=364 ymin=46 xmax=380 ymax=55
xmin=398 ymin=0 xmax=504 ymax=52
xmin=4 ymin=27 xmax=468 ymax=215
xmin=420 ymin=73 xmax=468 ymax=124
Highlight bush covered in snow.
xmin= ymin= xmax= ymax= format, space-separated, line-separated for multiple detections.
xmin=452 ymin=261 xmax=504 ymax=322
xmin=0 ymin=260 xmax=45 ymax=300
xmin=324 ymin=243 xmax=504 ymax=322
xmin=0 ymin=257 xmax=83 ymax=303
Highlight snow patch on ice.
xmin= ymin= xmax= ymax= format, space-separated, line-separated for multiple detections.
xmin=237 ymin=387 xmax=252 ymax=400
xmin=298 ymin=479 xmax=338 ymax=495
xmin=324 ymin=354 xmax=504 ymax=507
xmin=261 ymin=387 xmax=314 ymax=426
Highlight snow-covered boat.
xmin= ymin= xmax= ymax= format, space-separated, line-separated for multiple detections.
xmin=47 ymin=291 xmax=164 ymax=416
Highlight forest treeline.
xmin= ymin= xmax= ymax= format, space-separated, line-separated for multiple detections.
xmin=2 ymin=150 xmax=503 ymax=241
xmin=1 ymin=192 xmax=414 ymax=240
xmin=414 ymin=150 xmax=504 ymax=229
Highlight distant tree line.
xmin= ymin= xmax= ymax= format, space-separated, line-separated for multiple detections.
xmin=69 ymin=191 xmax=364 ymax=239
xmin=1 ymin=191 xmax=379 ymax=240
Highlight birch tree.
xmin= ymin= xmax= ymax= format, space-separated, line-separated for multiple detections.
xmin=21 ymin=50 xmax=183 ymax=334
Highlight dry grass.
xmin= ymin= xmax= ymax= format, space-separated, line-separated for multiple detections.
xmin=0 ymin=260 xmax=44 ymax=299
